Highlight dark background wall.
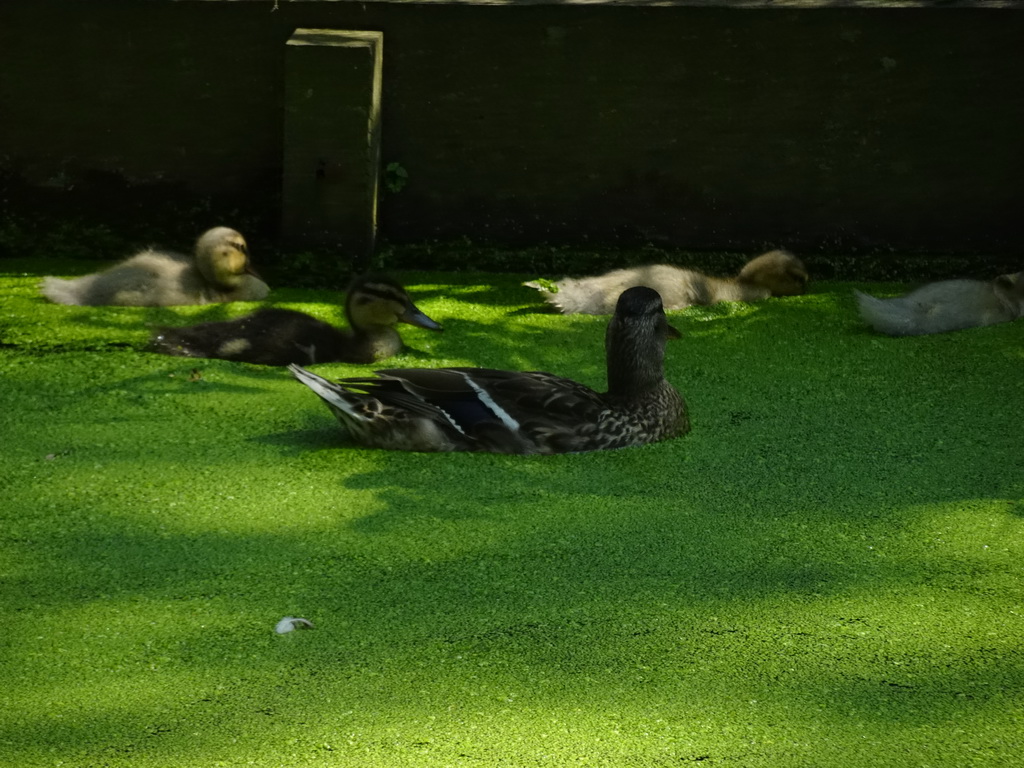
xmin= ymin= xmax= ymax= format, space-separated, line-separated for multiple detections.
xmin=1 ymin=0 xmax=1021 ymax=257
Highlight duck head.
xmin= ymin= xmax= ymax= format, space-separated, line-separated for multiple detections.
xmin=195 ymin=227 xmax=255 ymax=289
xmin=994 ymin=270 xmax=1024 ymax=313
xmin=605 ymin=286 xmax=679 ymax=397
xmin=345 ymin=276 xmax=443 ymax=333
xmin=736 ymin=249 xmax=809 ymax=297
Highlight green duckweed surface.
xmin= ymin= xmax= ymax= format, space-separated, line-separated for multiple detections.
xmin=1 ymin=260 xmax=1022 ymax=767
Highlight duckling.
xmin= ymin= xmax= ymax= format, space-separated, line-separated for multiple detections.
xmin=855 ymin=271 xmax=1024 ymax=336
xmin=526 ymin=249 xmax=808 ymax=315
xmin=289 ymin=285 xmax=688 ymax=454
xmin=148 ymin=275 xmax=441 ymax=365
xmin=40 ymin=227 xmax=269 ymax=306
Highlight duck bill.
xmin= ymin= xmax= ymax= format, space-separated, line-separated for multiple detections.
xmin=244 ymin=262 xmax=263 ymax=279
xmin=400 ymin=305 xmax=443 ymax=331
xmin=666 ymin=323 xmax=682 ymax=340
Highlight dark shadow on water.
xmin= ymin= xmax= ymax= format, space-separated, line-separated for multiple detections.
xmin=506 ymin=304 xmax=559 ymax=316
xmin=251 ymin=426 xmax=347 ymax=454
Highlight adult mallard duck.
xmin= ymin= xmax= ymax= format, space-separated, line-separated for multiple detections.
xmin=148 ymin=275 xmax=442 ymax=365
xmin=40 ymin=227 xmax=269 ymax=306
xmin=526 ymin=249 xmax=808 ymax=315
xmin=288 ymin=285 xmax=689 ymax=454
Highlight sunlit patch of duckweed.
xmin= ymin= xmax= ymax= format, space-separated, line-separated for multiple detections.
xmin=1 ymin=263 xmax=1022 ymax=767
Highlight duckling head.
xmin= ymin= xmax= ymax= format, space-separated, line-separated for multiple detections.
xmin=994 ymin=271 xmax=1024 ymax=309
xmin=346 ymin=276 xmax=442 ymax=332
xmin=195 ymin=227 xmax=255 ymax=289
xmin=736 ymin=249 xmax=809 ymax=297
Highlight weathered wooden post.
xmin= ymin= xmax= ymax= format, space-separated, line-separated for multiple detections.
xmin=282 ymin=29 xmax=383 ymax=266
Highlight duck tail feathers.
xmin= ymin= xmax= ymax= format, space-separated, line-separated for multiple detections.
xmin=525 ymin=279 xmax=576 ymax=314
xmin=41 ymin=276 xmax=89 ymax=305
xmin=854 ymin=289 xmax=918 ymax=336
xmin=147 ymin=327 xmax=193 ymax=357
xmin=289 ymin=364 xmax=362 ymax=420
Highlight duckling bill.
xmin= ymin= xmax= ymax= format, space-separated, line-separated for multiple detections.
xmin=289 ymin=286 xmax=688 ymax=454
xmin=41 ymin=227 xmax=269 ymax=306
xmin=149 ymin=276 xmax=441 ymax=366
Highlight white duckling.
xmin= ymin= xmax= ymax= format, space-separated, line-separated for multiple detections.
xmin=526 ymin=249 xmax=809 ymax=315
xmin=855 ymin=270 xmax=1024 ymax=336
xmin=40 ymin=227 xmax=269 ymax=306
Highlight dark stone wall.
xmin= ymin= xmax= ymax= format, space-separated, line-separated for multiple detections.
xmin=1 ymin=1 xmax=1022 ymax=255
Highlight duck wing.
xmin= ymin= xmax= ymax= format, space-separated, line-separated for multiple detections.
xmin=343 ymin=367 xmax=607 ymax=452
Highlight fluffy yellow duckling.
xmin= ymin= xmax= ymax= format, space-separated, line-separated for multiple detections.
xmin=40 ymin=227 xmax=269 ymax=306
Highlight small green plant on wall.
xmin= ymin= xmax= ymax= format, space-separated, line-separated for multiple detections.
xmin=384 ymin=162 xmax=408 ymax=194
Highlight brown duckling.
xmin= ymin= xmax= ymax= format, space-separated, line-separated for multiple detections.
xmin=41 ymin=227 xmax=268 ymax=306
xmin=148 ymin=275 xmax=441 ymax=365
xmin=526 ymin=249 xmax=808 ymax=315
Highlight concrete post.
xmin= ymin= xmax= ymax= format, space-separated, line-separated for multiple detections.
xmin=283 ymin=29 xmax=383 ymax=265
